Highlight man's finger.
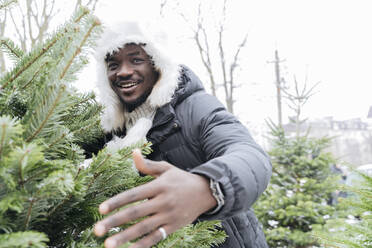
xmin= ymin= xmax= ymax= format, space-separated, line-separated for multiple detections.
xmin=94 ymin=198 xmax=162 ymax=237
xmin=98 ymin=181 xmax=158 ymax=215
xmin=129 ymin=224 xmax=172 ymax=248
xmin=132 ymin=149 xmax=170 ymax=177
xmin=103 ymin=214 xmax=166 ymax=248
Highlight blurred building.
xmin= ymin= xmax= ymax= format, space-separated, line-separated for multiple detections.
xmin=368 ymin=106 xmax=372 ymax=118
xmin=283 ymin=117 xmax=372 ymax=166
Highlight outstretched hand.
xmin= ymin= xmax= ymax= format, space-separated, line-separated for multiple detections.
xmin=94 ymin=149 xmax=217 ymax=248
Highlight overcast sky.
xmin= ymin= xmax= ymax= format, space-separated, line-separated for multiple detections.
xmin=66 ymin=0 xmax=372 ymax=126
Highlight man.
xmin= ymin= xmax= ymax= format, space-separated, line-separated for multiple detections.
xmin=91 ymin=21 xmax=272 ymax=248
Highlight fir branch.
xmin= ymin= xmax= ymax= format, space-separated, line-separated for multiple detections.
xmin=17 ymin=149 xmax=30 ymax=189
xmin=0 ymin=7 xmax=91 ymax=90
xmin=47 ymin=130 xmax=68 ymax=150
xmin=64 ymin=93 xmax=96 ymax=115
xmin=0 ymin=0 xmax=16 ymax=10
xmin=74 ymin=167 xmax=82 ymax=180
xmin=322 ymin=244 xmax=343 ymax=248
xmin=76 ymin=94 xmax=95 ymax=106
xmin=0 ymin=231 xmax=49 ymax=248
xmin=0 ymin=37 xmax=58 ymax=90
xmin=59 ymin=18 xmax=100 ymax=80
xmin=22 ymin=167 xmax=50 ymax=185
xmin=46 ymin=168 xmax=82 ymax=217
xmin=158 ymin=221 xmax=226 ymax=248
xmin=74 ymin=6 xmax=90 ymax=23
xmin=46 ymin=194 xmax=73 ymax=218
xmin=21 ymin=60 xmax=48 ymax=90
xmin=23 ymin=197 xmax=35 ymax=230
xmin=0 ymin=122 xmax=6 ymax=157
xmin=71 ymin=118 xmax=100 ymax=136
xmin=314 ymin=232 xmax=364 ymax=248
xmin=92 ymin=182 xmax=126 ymax=196
xmin=92 ymin=175 xmax=152 ymax=196
xmin=86 ymin=153 xmax=112 ymax=191
xmin=25 ymin=84 xmax=66 ymax=142
xmin=0 ymin=38 xmax=24 ymax=60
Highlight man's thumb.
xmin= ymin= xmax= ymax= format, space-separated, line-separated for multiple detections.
xmin=132 ymin=149 xmax=169 ymax=177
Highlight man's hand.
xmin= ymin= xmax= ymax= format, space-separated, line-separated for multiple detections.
xmin=94 ymin=149 xmax=217 ymax=248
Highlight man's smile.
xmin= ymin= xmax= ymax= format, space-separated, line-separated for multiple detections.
xmin=115 ymin=80 xmax=142 ymax=90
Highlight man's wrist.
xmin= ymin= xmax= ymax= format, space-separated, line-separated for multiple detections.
xmin=205 ymin=179 xmax=225 ymax=215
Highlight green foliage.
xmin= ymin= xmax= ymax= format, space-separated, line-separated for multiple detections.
xmin=0 ymin=38 xmax=24 ymax=63
xmin=0 ymin=231 xmax=49 ymax=248
xmin=157 ymin=221 xmax=226 ymax=248
xmin=0 ymin=116 xmax=22 ymax=157
xmin=0 ymin=5 xmax=225 ymax=248
xmin=70 ymin=221 xmax=226 ymax=248
xmin=255 ymin=121 xmax=338 ymax=247
xmin=0 ymin=0 xmax=17 ymax=10
xmin=314 ymin=170 xmax=372 ymax=248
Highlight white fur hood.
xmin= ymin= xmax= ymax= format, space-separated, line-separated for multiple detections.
xmin=95 ymin=21 xmax=181 ymax=133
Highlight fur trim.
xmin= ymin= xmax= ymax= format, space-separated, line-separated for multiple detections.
xmin=105 ymin=117 xmax=153 ymax=152
xmin=95 ymin=21 xmax=181 ymax=133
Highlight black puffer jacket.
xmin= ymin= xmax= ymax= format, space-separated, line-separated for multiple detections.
xmin=87 ymin=66 xmax=271 ymax=247
xmin=146 ymin=67 xmax=271 ymax=247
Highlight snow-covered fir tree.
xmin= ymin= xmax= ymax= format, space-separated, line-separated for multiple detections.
xmin=314 ymin=169 xmax=372 ymax=248
xmin=254 ymin=122 xmax=338 ymax=247
xmin=254 ymin=79 xmax=339 ymax=248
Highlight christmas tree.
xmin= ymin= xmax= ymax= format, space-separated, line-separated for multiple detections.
xmin=314 ymin=169 xmax=372 ymax=248
xmin=0 ymin=4 xmax=225 ymax=248
xmin=254 ymin=122 xmax=338 ymax=247
xmin=254 ymin=80 xmax=339 ymax=247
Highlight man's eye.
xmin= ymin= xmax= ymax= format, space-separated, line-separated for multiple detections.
xmin=133 ymin=58 xmax=144 ymax=64
xmin=108 ymin=63 xmax=118 ymax=70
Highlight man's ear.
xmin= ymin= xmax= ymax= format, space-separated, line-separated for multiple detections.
xmin=150 ymin=60 xmax=160 ymax=82
xmin=155 ymin=70 xmax=161 ymax=82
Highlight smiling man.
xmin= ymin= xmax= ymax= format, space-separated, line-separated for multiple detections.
xmin=106 ymin=44 xmax=159 ymax=111
xmin=90 ymin=22 xmax=272 ymax=248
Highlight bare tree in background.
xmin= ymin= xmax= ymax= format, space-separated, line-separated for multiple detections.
xmin=74 ymin=0 xmax=98 ymax=12
xmin=163 ymin=0 xmax=248 ymax=114
xmin=268 ymin=49 xmax=286 ymax=128
xmin=0 ymin=0 xmax=98 ymax=72
xmin=8 ymin=0 xmax=56 ymax=51
xmin=0 ymin=0 xmax=18 ymax=72
xmin=159 ymin=0 xmax=167 ymax=17
xmin=282 ymin=74 xmax=320 ymax=137
xmin=0 ymin=3 xmax=9 ymax=72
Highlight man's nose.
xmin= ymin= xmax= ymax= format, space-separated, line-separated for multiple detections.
xmin=117 ymin=63 xmax=134 ymax=78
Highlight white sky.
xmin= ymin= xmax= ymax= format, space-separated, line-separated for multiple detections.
xmin=55 ymin=0 xmax=372 ymax=126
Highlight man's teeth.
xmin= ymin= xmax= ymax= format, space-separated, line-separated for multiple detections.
xmin=118 ymin=82 xmax=139 ymax=88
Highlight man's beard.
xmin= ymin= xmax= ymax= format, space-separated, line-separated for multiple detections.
xmin=120 ymin=88 xmax=153 ymax=112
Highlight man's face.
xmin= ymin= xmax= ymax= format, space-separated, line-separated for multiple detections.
xmin=106 ymin=44 xmax=159 ymax=110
